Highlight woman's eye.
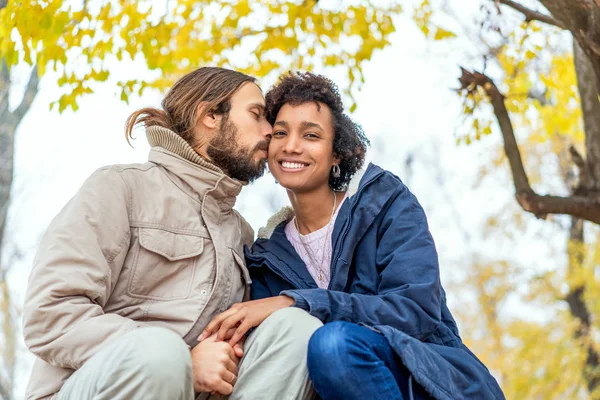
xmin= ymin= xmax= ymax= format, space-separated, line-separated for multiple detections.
xmin=272 ymin=131 xmax=286 ymax=137
xmin=305 ymin=132 xmax=319 ymax=139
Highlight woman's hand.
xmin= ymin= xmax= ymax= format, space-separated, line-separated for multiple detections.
xmin=198 ymin=296 xmax=295 ymax=347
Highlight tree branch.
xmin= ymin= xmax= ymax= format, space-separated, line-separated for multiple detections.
xmin=0 ymin=378 xmax=10 ymax=400
xmin=12 ymin=66 xmax=38 ymax=126
xmin=495 ymin=0 xmax=565 ymax=28
xmin=459 ymin=68 xmax=532 ymax=194
xmin=515 ymin=191 xmax=600 ymax=223
xmin=0 ymin=59 xmax=10 ymax=121
xmin=459 ymin=68 xmax=600 ymax=224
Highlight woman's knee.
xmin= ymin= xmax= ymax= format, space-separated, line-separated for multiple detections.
xmin=308 ymin=322 xmax=357 ymax=367
xmin=308 ymin=321 xmax=355 ymax=352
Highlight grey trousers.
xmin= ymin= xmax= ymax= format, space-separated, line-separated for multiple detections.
xmin=58 ymin=307 xmax=323 ymax=400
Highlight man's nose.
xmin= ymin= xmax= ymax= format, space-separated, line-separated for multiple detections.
xmin=262 ymin=121 xmax=273 ymax=140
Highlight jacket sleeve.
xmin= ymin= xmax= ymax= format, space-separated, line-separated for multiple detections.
xmin=23 ymin=167 xmax=149 ymax=370
xmin=281 ymin=185 xmax=442 ymax=340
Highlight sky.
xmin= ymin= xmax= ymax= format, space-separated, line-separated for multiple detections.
xmin=3 ymin=1 xmax=570 ymax=397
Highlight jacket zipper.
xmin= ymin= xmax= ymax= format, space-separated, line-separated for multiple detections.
xmin=261 ymin=253 xmax=312 ymax=290
xmin=328 ymin=171 xmax=383 ymax=290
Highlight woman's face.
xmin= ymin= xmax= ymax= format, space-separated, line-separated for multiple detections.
xmin=268 ymin=102 xmax=338 ymax=193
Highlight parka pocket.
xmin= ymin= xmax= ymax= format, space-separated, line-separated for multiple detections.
xmin=232 ymin=248 xmax=252 ymax=285
xmin=232 ymin=248 xmax=252 ymax=301
xmin=127 ymin=227 xmax=205 ymax=300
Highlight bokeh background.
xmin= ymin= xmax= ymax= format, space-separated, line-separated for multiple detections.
xmin=2 ymin=0 xmax=600 ymax=398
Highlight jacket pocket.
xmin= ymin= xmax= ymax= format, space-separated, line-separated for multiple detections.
xmin=128 ymin=227 xmax=204 ymax=300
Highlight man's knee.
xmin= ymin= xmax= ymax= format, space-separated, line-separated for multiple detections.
xmin=127 ymin=327 xmax=191 ymax=382
xmin=59 ymin=327 xmax=192 ymax=400
xmin=243 ymin=307 xmax=322 ymax=366
xmin=256 ymin=307 xmax=322 ymax=345
xmin=231 ymin=308 xmax=321 ymax=400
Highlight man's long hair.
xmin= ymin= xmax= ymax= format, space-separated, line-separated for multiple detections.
xmin=125 ymin=67 xmax=255 ymax=158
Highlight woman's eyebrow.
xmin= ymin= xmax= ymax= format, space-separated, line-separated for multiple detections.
xmin=274 ymin=120 xmax=289 ymax=127
xmin=300 ymin=121 xmax=323 ymax=131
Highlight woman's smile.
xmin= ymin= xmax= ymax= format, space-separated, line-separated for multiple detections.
xmin=278 ymin=159 xmax=311 ymax=172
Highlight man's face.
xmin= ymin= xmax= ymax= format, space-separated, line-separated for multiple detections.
xmin=207 ymin=82 xmax=273 ymax=182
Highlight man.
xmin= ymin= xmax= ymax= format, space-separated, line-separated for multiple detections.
xmin=22 ymin=67 xmax=321 ymax=400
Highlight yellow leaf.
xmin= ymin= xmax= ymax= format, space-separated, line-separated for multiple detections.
xmin=433 ymin=27 xmax=456 ymax=41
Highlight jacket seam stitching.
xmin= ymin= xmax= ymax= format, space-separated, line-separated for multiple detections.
xmin=108 ymin=163 xmax=156 ymax=172
xmin=105 ymin=171 xmax=132 ymax=265
xmin=130 ymin=222 xmax=209 ymax=236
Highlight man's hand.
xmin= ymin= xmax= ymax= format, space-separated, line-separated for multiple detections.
xmin=191 ymin=333 xmax=239 ymax=395
xmin=198 ymin=296 xmax=294 ymax=347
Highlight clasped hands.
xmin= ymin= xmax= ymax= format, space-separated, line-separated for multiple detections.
xmin=191 ymin=295 xmax=294 ymax=395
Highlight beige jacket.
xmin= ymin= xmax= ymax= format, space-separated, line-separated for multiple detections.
xmin=22 ymin=126 xmax=254 ymax=400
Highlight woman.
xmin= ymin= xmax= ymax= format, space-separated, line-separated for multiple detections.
xmin=200 ymin=72 xmax=505 ymax=400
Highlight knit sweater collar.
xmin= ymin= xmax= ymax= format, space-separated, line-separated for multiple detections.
xmin=146 ymin=125 xmax=244 ymax=208
xmin=146 ymin=125 xmax=223 ymax=173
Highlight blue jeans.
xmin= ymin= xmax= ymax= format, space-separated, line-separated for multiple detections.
xmin=307 ymin=321 xmax=431 ymax=400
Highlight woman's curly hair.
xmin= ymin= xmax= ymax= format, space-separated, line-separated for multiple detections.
xmin=265 ymin=72 xmax=370 ymax=191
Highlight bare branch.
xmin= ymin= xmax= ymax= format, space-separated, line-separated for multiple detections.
xmin=515 ymin=191 xmax=600 ymax=223
xmin=0 ymin=379 xmax=10 ymax=400
xmin=12 ymin=66 xmax=38 ymax=126
xmin=495 ymin=0 xmax=566 ymax=29
xmin=459 ymin=68 xmax=533 ymax=194
xmin=459 ymin=68 xmax=600 ymax=224
xmin=0 ymin=59 xmax=10 ymax=122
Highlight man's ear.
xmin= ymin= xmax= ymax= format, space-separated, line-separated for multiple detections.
xmin=196 ymin=102 xmax=220 ymax=130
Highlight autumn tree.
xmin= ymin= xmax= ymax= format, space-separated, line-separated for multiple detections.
xmin=412 ymin=0 xmax=600 ymax=397
xmin=0 ymin=0 xmax=401 ymax=397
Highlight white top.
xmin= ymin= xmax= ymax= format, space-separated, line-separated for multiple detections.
xmin=284 ymin=195 xmax=348 ymax=289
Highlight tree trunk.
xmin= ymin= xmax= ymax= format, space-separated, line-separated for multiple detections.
xmin=574 ymin=41 xmax=600 ymax=190
xmin=0 ymin=53 xmax=39 ymax=400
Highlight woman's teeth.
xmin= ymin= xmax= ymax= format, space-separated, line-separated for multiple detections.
xmin=282 ymin=162 xmax=307 ymax=169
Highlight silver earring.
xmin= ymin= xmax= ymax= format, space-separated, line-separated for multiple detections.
xmin=332 ymin=165 xmax=341 ymax=178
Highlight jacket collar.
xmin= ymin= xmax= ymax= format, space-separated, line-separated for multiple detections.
xmin=257 ymin=165 xmax=369 ymax=239
xmin=146 ymin=126 xmax=244 ymax=210
xmin=249 ymin=163 xmax=393 ymax=291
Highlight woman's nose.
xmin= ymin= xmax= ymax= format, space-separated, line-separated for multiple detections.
xmin=282 ymin=134 xmax=301 ymax=154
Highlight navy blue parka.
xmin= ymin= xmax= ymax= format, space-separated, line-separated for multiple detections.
xmin=245 ymin=163 xmax=505 ymax=400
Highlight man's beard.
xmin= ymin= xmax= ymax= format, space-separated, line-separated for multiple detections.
xmin=207 ymin=118 xmax=268 ymax=183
